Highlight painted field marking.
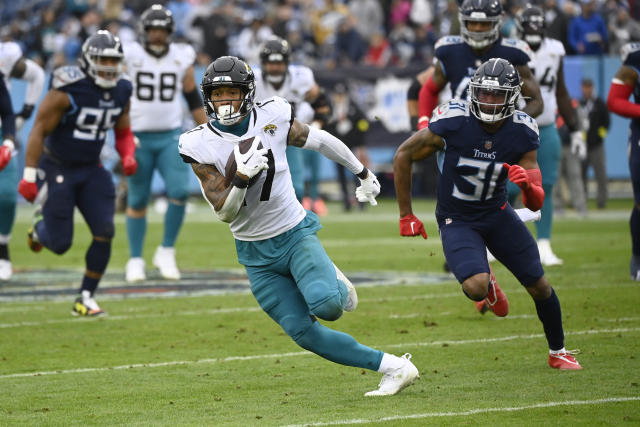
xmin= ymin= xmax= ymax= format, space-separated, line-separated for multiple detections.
xmin=1 ymin=327 xmax=638 ymax=379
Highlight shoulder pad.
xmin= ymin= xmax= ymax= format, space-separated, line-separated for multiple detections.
xmin=544 ymin=38 xmax=566 ymax=56
xmin=430 ymin=100 xmax=470 ymax=123
xmin=621 ymin=42 xmax=640 ymax=62
xmin=257 ymin=95 xmax=289 ymax=108
xmin=51 ymin=66 xmax=85 ymax=89
xmin=178 ymin=124 xmax=206 ymax=160
xmin=501 ymin=38 xmax=532 ymax=55
xmin=435 ymin=36 xmax=463 ymax=50
xmin=512 ymin=110 xmax=539 ymax=136
xmin=173 ymin=43 xmax=196 ymax=64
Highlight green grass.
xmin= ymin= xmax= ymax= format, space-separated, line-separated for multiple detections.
xmin=1 ymin=198 xmax=639 ymax=426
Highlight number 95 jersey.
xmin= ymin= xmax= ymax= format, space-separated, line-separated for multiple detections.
xmin=123 ymin=41 xmax=196 ymax=132
xmin=178 ymin=96 xmax=305 ymax=241
xmin=428 ymin=100 xmax=540 ymax=222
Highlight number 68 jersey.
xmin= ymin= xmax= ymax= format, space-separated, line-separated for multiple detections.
xmin=123 ymin=41 xmax=195 ymax=132
xmin=428 ymin=100 xmax=540 ymax=222
xmin=179 ymin=96 xmax=306 ymax=241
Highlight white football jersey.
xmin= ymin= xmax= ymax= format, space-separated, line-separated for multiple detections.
xmin=123 ymin=41 xmax=196 ymax=132
xmin=0 ymin=41 xmax=22 ymax=82
xmin=179 ymin=96 xmax=305 ymax=241
xmin=527 ymin=38 xmax=565 ymax=127
xmin=254 ymin=64 xmax=315 ymax=122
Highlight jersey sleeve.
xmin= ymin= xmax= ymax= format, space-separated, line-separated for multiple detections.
xmin=291 ymin=65 xmax=316 ymax=98
xmin=512 ymin=110 xmax=540 ymax=151
xmin=176 ymin=43 xmax=196 ymax=67
xmin=500 ymin=38 xmax=532 ymax=66
xmin=622 ymin=42 xmax=640 ymax=71
xmin=50 ymin=66 xmax=85 ymax=90
xmin=178 ymin=128 xmax=206 ymax=164
xmin=434 ymin=36 xmax=461 ymax=77
xmin=0 ymin=42 xmax=23 ymax=77
xmin=428 ymin=100 xmax=469 ymax=137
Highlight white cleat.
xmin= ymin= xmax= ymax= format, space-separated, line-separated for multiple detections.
xmin=126 ymin=257 xmax=146 ymax=283
xmin=335 ymin=263 xmax=357 ymax=312
xmin=0 ymin=259 xmax=12 ymax=281
xmin=365 ymin=353 xmax=419 ymax=396
xmin=153 ymin=246 xmax=181 ymax=280
xmin=537 ymin=239 xmax=563 ymax=266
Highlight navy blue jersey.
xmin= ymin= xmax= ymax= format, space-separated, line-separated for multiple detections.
xmin=434 ymin=36 xmax=532 ymax=100
xmin=45 ymin=65 xmax=132 ymax=166
xmin=622 ymin=42 xmax=640 ymax=131
xmin=428 ymin=99 xmax=540 ymax=221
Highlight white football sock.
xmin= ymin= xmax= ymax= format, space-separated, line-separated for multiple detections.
xmin=549 ymin=347 xmax=566 ymax=355
xmin=378 ymin=353 xmax=404 ymax=373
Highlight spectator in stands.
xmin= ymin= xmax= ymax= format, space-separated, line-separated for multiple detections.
xmin=542 ymin=0 xmax=572 ymax=53
xmin=235 ymin=15 xmax=273 ymax=67
xmin=608 ymin=5 xmax=640 ymax=55
xmin=568 ymin=0 xmax=608 ymax=55
xmin=349 ymin=0 xmax=385 ymax=42
xmin=364 ymin=33 xmax=392 ymax=67
xmin=191 ymin=5 xmax=232 ymax=65
xmin=578 ymin=77 xmax=611 ymax=209
xmin=332 ymin=14 xmax=367 ymax=68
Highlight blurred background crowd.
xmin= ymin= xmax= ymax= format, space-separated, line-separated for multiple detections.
xmin=1 ymin=0 xmax=639 ymax=73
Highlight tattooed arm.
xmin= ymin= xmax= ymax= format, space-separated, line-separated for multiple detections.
xmin=191 ymin=162 xmax=247 ymax=223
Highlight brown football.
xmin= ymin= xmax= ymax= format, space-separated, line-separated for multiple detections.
xmin=224 ymin=136 xmax=264 ymax=187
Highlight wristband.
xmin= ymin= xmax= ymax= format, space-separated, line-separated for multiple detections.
xmin=3 ymin=139 xmax=14 ymax=150
xmin=23 ymin=166 xmax=37 ymax=182
xmin=232 ymin=174 xmax=249 ymax=189
xmin=356 ymin=167 xmax=369 ymax=180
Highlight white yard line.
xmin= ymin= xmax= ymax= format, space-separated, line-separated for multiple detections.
xmin=280 ymin=397 xmax=640 ymax=427
xmin=1 ymin=326 xmax=638 ymax=379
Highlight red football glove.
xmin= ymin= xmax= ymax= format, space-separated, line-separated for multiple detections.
xmin=399 ymin=214 xmax=428 ymax=239
xmin=503 ymin=163 xmax=530 ymax=189
xmin=121 ymin=155 xmax=138 ymax=176
xmin=18 ymin=179 xmax=38 ymax=202
xmin=0 ymin=145 xmax=11 ymax=171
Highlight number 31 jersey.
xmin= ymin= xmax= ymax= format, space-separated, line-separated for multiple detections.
xmin=178 ymin=96 xmax=305 ymax=241
xmin=123 ymin=42 xmax=195 ymax=132
xmin=428 ymin=100 xmax=540 ymax=221
xmin=526 ymin=38 xmax=565 ymax=127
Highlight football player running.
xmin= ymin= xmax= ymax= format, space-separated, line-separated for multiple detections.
xmin=607 ymin=42 xmax=640 ymax=280
xmin=253 ymin=36 xmax=331 ymax=211
xmin=123 ymin=4 xmax=207 ymax=283
xmin=0 ymin=40 xmax=45 ymax=280
xmin=409 ymin=0 xmax=544 ymax=316
xmin=179 ymin=55 xmax=420 ymax=396
xmin=513 ymin=5 xmax=583 ymax=266
xmin=18 ymin=31 xmax=135 ymax=316
xmin=394 ymin=58 xmax=582 ymax=370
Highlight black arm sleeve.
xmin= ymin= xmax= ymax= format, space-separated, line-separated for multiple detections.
xmin=0 ymin=79 xmax=15 ymax=139
xmin=311 ymin=89 xmax=332 ymax=124
xmin=183 ymin=88 xmax=203 ymax=111
xmin=407 ymin=77 xmax=422 ymax=102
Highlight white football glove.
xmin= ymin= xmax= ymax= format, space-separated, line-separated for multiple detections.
xmin=234 ymin=136 xmax=268 ymax=179
xmin=570 ymin=131 xmax=587 ymax=161
xmin=356 ymin=170 xmax=381 ymax=206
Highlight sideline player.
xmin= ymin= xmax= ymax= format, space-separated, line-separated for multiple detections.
xmin=179 ymin=55 xmax=420 ymax=395
xmin=0 ymin=40 xmax=45 ymax=280
xmin=394 ymin=58 xmax=582 ymax=370
xmin=18 ymin=31 xmax=136 ymax=316
xmin=607 ymin=42 xmax=640 ymax=280
xmin=513 ymin=5 xmax=583 ymax=266
xmin=123 ymin=4 xmax=207 ymax=282
xmin=253 ymin=36 xmax=331 ymax=212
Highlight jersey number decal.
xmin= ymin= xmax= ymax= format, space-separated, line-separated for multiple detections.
xmin=73 ymin=107 xmax=122 ymax=141
xmin=452 ymin=157 xmax=503 ymax=201
xmin=530 ymin=66 xmax=555 ymax=90
xmin=135 ymin=72 xmax=177 ymax=102
xmin=259 ymin=149 xmax=276 ymax=201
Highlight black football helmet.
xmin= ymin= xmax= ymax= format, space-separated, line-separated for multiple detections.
xmin=139 ymin=4 xmax=174 ymax=57
xmin=260 ymin=36 xmax=290 ymax=85
xmin=79 ymin=30 xmax=124 ymax=89
xmin=200 ymin=56 xmax=256 ymax=125
xmin=516 ymin=6 xmax=545 ymax=51
xmin=459 ymin=0 xmax=503 ymax=49
xmin=468 ymin=58 xmax=522 ymax=123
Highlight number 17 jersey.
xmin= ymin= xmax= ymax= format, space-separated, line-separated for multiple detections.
xmin=123 ymin=42 xmax=196 ymax=132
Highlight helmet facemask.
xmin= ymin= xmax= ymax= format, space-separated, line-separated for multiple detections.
xmin=459 ymin=13 xmax=502 ymax=49
xmin=203 ymin=83 xmax=255 ymax=126
xmin=80 ymin=32 xmax=124 ymax=89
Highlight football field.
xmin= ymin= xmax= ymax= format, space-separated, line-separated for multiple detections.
xmin=1 ymin=199 xmax=639 ymax=425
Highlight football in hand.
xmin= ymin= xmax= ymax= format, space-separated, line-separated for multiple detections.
xmin=224 ymin=136 xmax=264 ymax=187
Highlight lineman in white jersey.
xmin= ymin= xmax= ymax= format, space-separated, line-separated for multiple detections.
xmin=0 ymin=40 xmax=45 ymax=280
xmin=179 ymin=55 xmax=419 ymax=396
xmin=122 ymin=4 xmax=207 ymax=282
xmin=253 ymin=36 xmax=331 ymax=212
xmin=512 ymin=5 xmax=583 ymax=266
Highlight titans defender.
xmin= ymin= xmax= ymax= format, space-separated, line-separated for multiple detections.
xmin=513 ymin=5 xmax=583 ymax=266
xmin=608 ymin=42 xmax=640 ymax=280
xmin=254 ymin=36 xmax=331 ymax=213
xmin=0 ymin=40 xmax=45 ymax=280
xmin=179 ymin=55 xmax=419 ymax=395
xmin=394 ymin=59 xmax=581 ymax=370
xmin=18 ymin=31 xmax=136 ymax=316
xmin=409 ymin=0 xmax=543 ymax=314
xmin=123 ymin=4 xmax=207 ymax=283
